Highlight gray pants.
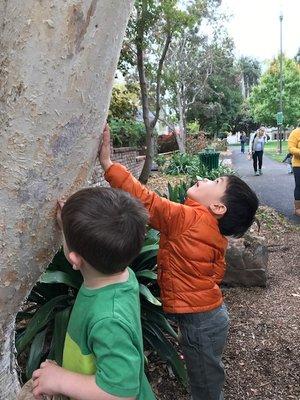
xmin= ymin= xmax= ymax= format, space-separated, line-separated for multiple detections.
xmin=177 ymin=304 xmax=230 ymax=400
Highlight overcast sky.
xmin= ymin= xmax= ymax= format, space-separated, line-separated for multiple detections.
xmin=220 ymin=0 xmax=300 ymax=61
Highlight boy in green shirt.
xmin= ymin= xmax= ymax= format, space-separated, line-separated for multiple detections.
xmin=32 ymin=187 xmax=156 ymax=400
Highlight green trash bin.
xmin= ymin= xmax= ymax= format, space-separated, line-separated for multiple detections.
xmin=198 ymin=148 xmax=220 ymax=171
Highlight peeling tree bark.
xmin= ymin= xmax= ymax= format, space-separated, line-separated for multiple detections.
xmin=0 ymin=1 xmax=133 ymax=398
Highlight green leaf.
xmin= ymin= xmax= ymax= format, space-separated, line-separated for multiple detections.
xmin=139 ymin=284 xmax=161 ymax=306
xmin=139 ymin=244 xmax=159 ymax=255
xmin=16 ymin=311 xmax=36 ymax=321
xmin=52 ymin=307 xmax=72 ymax=366
xmin=144 ymin=229 xmax=159 ymax=245
xmin=143 ymin=322 xmax=187 ymax=386
xmin=142 ymin=306 xmax=177 ymax=339
xmin=136 ymin=270 xmax=157 ymax=280
xmin=16 ymin=295 xmax=70 ymax=353
xmin=27 ymin=289 xmax=47 ymax=305
xmin=30 ymin=280 xmax=71 ymax=303
xmin=26 ymin=328 xmax=47 ymax=380
xmin=40 ymin=271 xmax=82 ymax=289
xmin=132 ymin=251 xmax=158 ymax=269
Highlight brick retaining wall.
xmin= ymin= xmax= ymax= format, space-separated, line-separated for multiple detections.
xmin=90 ymin=146 xmax=145 ymax=186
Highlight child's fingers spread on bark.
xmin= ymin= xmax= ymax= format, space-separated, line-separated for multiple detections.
xmin=32 ymin=369 xmax=41 ymax=379
xmin=32 ymin=388 xmax=42 ymax=400
xmin=32 ymin=383 xmax=43 ymax=400
xmin=45 ymin=359 xmax=57 ymax=365
xmin=102 ymin=124 xmax=110 ymax=144
xmin=57 ymin=200 xmax=65 ymax=209
xmin=32 ymin=379 xmax=39 ymax=389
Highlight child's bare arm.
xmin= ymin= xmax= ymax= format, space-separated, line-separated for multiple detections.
xmin=32 ymin=361 xmax=135 ymax=400
xmin=99 ymin=123 xmax=113 ymax=171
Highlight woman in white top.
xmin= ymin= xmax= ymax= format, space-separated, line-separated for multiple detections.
xmin=249 ymin=127 xmax=268 ymax=176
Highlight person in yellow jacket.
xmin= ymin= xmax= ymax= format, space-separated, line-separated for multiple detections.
xmin=288 ymin=125 xmax=300 ymax=216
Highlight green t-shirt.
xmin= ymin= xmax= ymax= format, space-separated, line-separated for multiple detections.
xmin=62 ymin=268 xmax=156 ymax=399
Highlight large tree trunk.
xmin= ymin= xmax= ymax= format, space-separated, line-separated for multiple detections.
xmin=0 ymin=1 xmax=133 ymax=398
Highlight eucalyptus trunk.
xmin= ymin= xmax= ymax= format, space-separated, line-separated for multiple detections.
xmin=0 ymin=1 xmax=133 ymax=398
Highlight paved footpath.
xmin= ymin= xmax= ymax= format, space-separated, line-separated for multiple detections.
xmin=229 ymin=146 xmax=299 ymax=224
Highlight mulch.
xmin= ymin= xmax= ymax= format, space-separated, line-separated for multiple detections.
xmin=146 ymin=173 xmax=300 ymax=400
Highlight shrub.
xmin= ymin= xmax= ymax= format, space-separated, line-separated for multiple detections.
xmin=186 ymin=132 xmax=208 ymax=155
xmin=165 ymin=152 xmax=235 ymax=181
xmin=210 ymin=138 xmax=228 ymax=152
xmin=166 ymin=181 xmax=188 ymax=204
xmin=109 ymin=118 xmax=146 ymax=148
xmin=154 ymin=154 xmax=167 ymax=172
xmin=189 ymin=163 xmax=235 ymax=183
xmin=165 ymin=153 xmax=199 ymax=176
xmin=157 ymin=132 xmax=179 ymax=153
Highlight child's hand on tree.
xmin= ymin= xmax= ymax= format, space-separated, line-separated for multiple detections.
xmin=32 ymin=360 xmax=63 ymax=400
xmin=56 ymin=200 xmax=65 ymax=230
xmin=99 ymin=123 xmax=113 ymax=171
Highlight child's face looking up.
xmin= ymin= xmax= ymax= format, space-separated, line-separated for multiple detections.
xmin=187 ymin=177 xmax=228 ymax=209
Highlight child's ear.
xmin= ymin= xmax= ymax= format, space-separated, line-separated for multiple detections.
xmin=209 ymin=202 xmax=227 ymax=217
xmin=68 ymin=252 xmax=83 ymax=270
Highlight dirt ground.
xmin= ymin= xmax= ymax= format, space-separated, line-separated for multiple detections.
xmin=146 ymin=173 xmax=300 ymax=400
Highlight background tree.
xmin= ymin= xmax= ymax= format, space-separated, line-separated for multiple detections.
xmin=295 ymin=48 xmax=300 ymax=64
xmin=232 ymin=101 xmax=260 ymax=134
xmin=109 ymin=83 xmax=140 ymax=120
xmin=108 ymin=83 xmax=146 ymax=147
xmin=187 ymin=36 xmax=243 ymax=135
xmin=0 ymin=1 xmax=133 ymax=398
xmin=239 ymin=56 xmax=261 ymax=98
xmin=249 ymin=57 xmax=300 ymax=127
xmin=162 ymin=0 xmax=223 ymax=152
xmin=120 ymin=0 xmax=215 ymax=182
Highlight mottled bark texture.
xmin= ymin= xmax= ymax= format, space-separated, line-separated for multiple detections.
xmin=0 ymin=1 xmax=133 ymax=398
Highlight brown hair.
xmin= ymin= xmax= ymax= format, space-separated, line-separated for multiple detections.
xmin=61 ymin=187 xmax=149 ymax=274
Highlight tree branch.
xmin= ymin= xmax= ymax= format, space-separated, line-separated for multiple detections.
xmin=151 ymin=28 xmax=172 ymax=128
xmin=136 ymin=1 xmax=151 ymax=130
xmin=186 ymin=63 xmax=213 ymax=107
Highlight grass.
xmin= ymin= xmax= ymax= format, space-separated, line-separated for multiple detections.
xmin=263 ymin=140 xmax=288 ymax=162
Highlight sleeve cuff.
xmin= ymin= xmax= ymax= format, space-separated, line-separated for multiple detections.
xmin=104 ymin=163 xmax=131 ymax=188
xmin=96 ymin=375 xmax=139 ymax=398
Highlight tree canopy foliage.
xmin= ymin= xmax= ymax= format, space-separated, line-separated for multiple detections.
xmin=249 ymin=57 xmax=300 ymax=127
xmin=186 ymin=37 xmax=243 ymax=134
xmin=239 ymin=56 xmax=261 ymax=98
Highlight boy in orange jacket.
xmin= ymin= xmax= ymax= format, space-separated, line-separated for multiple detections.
xmin=99 ymin=124 xmax=258 ymax=400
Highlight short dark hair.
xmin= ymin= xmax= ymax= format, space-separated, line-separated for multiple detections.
xmin=219 ymin=175 xmax=259 ymax=238
xmin=61 ymin=187 xmax=148 ymax=274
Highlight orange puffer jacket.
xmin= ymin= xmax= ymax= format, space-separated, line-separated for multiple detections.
xmin=105 ymin=164 xmax=228 ymax=314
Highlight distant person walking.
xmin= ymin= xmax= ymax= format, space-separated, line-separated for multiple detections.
xmin=249 ymin=127 xmax=268 ymax=176
xmin=282 ymin=153 xmax=293 ymax=174
xmin=288 ymin=126 xmax=300 ymax=216
xmin=240 ymin=132 xmax=247 ymax=154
